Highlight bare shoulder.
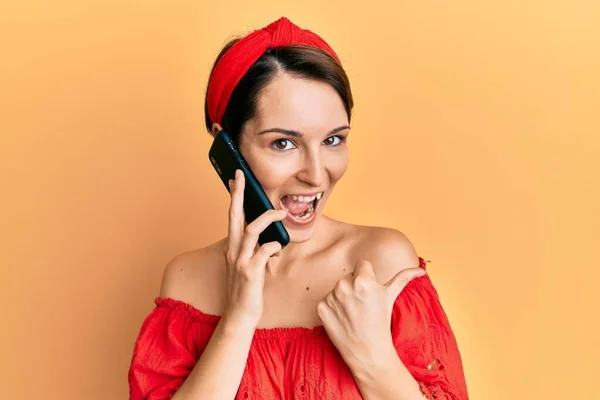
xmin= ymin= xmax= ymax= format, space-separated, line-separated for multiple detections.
xmin=159 ymin=239 xmax=227 ymax=315
xmin=349 ymin=225 xmax=421 ymax=284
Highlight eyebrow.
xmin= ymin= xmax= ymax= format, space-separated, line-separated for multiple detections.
xmin=256 ymin=125 xmax=351 ymax=137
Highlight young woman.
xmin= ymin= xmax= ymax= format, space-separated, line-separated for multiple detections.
xmin=128 ymin=16 xmax=469 ymax=400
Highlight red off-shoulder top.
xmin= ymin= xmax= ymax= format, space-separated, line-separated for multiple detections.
xmin=128 ymin=257 xmax=469 ymax=399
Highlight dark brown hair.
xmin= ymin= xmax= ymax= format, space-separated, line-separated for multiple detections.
xmin=204 ymin=39 xmax=354 ymax=142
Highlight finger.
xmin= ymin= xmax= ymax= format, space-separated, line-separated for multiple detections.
xmin=352 ymin=259 xmax=376 ymax=279
xmin=249 ymin=241 xmax=283 ymax=269
xmin=333 ymin=278 xmax=352 ymax=300
xmin=238 ymin=209 xmax=288 ymax=262
xmin=227 ymin=170 xmax=245 ymax=260
xmin=316 ymin=299 xmax=332 ymax=323
xmin=384 ymin=267 xmax=426 ymax=297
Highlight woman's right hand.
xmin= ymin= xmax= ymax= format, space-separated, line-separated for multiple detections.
xmin=221 ymin=169 xmax=287 ymax=331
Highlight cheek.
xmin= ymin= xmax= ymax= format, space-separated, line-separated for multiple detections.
xmin=238 ymin=139 xmax=289 ymax=190
xmin=327 ymin=153 xmax=349 ymax=183
xmin=247 ymin=157 xmax=292 ymax=190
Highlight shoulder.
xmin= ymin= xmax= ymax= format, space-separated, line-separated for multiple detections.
xmin=159 ymin=239 xmax=227 ymax=315
xmin=349 ymin=225 xmax=421 ymax=285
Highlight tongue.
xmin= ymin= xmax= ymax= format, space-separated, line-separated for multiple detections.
xmin=281 ymin=196 xmax=309 ymax=216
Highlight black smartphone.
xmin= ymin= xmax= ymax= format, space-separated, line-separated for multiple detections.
xmin=208 ymin=130 xmax=290 ymax=248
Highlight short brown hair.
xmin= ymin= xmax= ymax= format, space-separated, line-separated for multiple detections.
xmin=204 ymin=41 xmax=354 ymax=141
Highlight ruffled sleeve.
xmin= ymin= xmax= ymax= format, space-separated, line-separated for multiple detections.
xmin=391 ymin=260 xmax=469 ymax=400
xmin=128 ymin=298 xmax=217 ymax=400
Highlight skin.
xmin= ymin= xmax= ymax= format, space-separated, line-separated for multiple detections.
xmin=162 ymin=73 xmax=429 ymax=399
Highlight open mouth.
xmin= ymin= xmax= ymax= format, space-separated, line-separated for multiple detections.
xmin=279 ymin=192 xmax=323 ymax=222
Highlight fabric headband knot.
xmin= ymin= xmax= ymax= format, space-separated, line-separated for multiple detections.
xmin=206 ymin=17 xmax=341 ymax=126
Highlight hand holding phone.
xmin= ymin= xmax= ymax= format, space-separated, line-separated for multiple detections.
xmin=221 ymin=169 xmax=287 ymax=329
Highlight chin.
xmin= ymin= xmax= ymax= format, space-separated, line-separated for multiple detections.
xmin=284 ymin=222 xmax=318 ymax=244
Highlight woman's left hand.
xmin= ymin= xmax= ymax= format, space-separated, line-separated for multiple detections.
xmin=317 ymin=259 xmax=426 ymax=369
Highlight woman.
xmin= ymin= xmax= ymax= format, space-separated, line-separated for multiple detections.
xmin=128 ymin=17 xmax=469 ymax=400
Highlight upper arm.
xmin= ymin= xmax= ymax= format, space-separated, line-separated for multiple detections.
xmin=391 ymin=266 xmax=470 ymax=399
xmin=159 ymin=251 xmax=195 ymax=298
xmin=158 ymin=245 xmax=225 ymax=315
xmin=358 ymin=228 xmax=469 ymax=398
xmin=358 ymin=227 xmax=421 ymax=285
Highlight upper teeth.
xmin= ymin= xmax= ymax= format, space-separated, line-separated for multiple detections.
xmin=292 ymin=192 xmax=323 ymax=202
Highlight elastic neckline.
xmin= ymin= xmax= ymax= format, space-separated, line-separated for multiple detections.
xmin=155 ymin=297 xmax=327 ymax=339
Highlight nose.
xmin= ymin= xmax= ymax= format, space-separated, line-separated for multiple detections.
xmin=296 ymin=150 xmax=325 ymax=188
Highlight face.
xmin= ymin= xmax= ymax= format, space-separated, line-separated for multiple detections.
xmin=238 ymin=73 xmax=350 ymax=243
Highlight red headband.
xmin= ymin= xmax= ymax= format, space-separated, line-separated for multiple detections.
xmin=206 ymin=17 xmax=341 ymax=126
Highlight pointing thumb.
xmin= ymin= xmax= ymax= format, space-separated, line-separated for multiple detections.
xmin=384 ymin=267 xmax=426 ymax=297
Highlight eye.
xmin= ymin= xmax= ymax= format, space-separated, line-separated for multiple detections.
xmin=323 ymin=135 xmax=345 ymax=146
xmin=271 ymin=138 xmax=296 ymax=151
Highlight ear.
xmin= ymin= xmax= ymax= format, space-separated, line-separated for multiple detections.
xmin=211 ymin=123 xmax=223 ymax=137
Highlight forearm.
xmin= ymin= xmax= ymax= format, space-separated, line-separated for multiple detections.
xmin=171 ymin=318 xmax=254 ymax=400
xmin=349 ymin=344 xmax=426 ymax=400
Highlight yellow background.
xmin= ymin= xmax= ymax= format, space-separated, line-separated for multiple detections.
xmin=1 ymin=1 xmax=599 ymax=399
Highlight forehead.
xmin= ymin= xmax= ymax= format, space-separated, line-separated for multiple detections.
xmin=252 ymin=74 xmax=348 ymax=133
